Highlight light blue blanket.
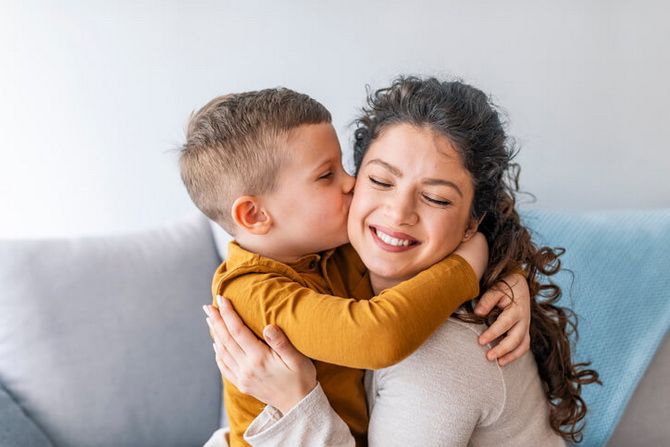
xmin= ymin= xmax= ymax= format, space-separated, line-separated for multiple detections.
xmin=523 ymin=209 xmax=670 ymax=446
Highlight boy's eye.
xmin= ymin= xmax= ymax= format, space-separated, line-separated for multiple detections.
xmin=369 ymin=176 xmax=392 ymax=188
xmin=318 ymin=171 xmax=333 ymax=180
xmin=423 ymin=194 xmax=451 ymax=206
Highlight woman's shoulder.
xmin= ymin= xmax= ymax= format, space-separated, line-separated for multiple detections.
xmin=441 ymin=319 xmax=561 ymax=443
xmin=444 ymin=316 xmax=487 ymax=337
xmin=440 ymin=317 xmax=541 ymax=386
xmin=367 ymin=318 xmax=563 ymax=445
xmin=382 ymin=317 xmax=542 ymax=398
xmin=368 ymin=318 xmax=507 ymax=426
xmin=422 ymin=317 xmax=493 ymax=360
xmin=373 ymin=318 xmax=505 ymax=394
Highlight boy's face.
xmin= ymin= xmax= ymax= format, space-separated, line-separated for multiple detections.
xmin=264 ymin=123 xmax=354 ymax=259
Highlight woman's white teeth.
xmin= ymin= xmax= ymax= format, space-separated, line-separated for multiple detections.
xmin=375 ymin=228 xmax=412 ymax=247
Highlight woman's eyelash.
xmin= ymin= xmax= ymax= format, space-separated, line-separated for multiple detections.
xmin=369 ymin=176 xmax=392 ymax=187
xmin=369 ymin=175 xmax=450 ymax=205
xmin=423 ymin=195 xmax=451 ymax=206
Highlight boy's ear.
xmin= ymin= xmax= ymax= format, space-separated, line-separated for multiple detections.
xmin=462 ymin=213 xmax=486 ymax=242
xmin=231 ymin=196 xmax=272 ymax=235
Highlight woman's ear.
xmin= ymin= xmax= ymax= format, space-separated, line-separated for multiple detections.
xmin=231 ymin=196 xmax=272 ymax=235
xmin=462 ymin=213 xmax=485 ymax=241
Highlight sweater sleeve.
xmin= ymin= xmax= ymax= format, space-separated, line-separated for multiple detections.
xmin=215 ymin=254 xmax=479 ymax=369
xmin=244 ymin=384 xmax=354 ymax=447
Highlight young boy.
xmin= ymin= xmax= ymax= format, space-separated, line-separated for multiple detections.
xmin=179 ymin=89 xmax=506 ymax=446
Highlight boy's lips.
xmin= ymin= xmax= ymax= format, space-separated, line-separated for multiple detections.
xmin=369 ymin=225 xmax=420 ymax=252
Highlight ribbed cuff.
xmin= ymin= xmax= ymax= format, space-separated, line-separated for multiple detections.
xmin=244 ymin=382 xmax=324 ymax=442
xmin=243 ymin=382 xmax=355 ymax=447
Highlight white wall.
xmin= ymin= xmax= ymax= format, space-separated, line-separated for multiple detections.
xmin=2 ymin=0 xmax=668 ymax=238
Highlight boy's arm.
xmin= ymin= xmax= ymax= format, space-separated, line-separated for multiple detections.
xmin=217 ymin=251 xmax=479 ymax=370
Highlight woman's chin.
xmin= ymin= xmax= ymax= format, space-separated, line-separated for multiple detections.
xmin=365 ymin=262 xmax=416 ymax=285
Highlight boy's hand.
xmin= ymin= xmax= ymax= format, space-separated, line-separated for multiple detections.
xmin=474 ymin=273 xmax=531 ymax=366
xmin=203 ymin=296 xmax=317 ymax=414
xmin=453 ymin=232 xmax=489 ymax=280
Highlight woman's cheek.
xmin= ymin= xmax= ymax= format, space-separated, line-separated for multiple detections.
xmin=358 ymin=186 xmax=379 ymax=213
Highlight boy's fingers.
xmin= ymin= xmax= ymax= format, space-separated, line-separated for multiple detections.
xmin=495 ymin=294 xmax=513 ymax=309
xmin=478 ymin=311 xmax=515 ymax=345
xmin=477 ymin=274 xmax=523 ymax=316
xmin=218 ymin=297 xmax=268 ymax=358
xmin=506 ymin=273 xmax=523 ymax=287
xmin=485 ymin=324 xmax=525 ymax=361
xmin=474 ymin=289 xmax=500 ymax=316
xmin=263 ymin=325 xmax=305 ymax=369
xmin=475 ymin=287 xmax=513 ymax=316
xmin=497 ymin=336 xmax=531 ymax=366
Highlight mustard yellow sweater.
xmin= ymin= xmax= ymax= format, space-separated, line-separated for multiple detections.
xmin=212 ymin=242 xmax=479 ymax=447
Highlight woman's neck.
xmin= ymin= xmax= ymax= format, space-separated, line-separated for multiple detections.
xmin=369 ymin=272 xmax=403 ymax=295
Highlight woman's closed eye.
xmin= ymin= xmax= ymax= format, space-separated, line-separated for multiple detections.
xmin=368 ymin=176 xmax=392 ymax=188
xmin=423 ymin=194 xmax=452 ymax=206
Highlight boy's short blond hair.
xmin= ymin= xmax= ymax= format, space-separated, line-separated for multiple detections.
xmin=179 ymin=88 xmax=331 ymax=234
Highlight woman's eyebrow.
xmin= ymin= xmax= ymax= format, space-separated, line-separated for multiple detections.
xmin=423 ymin=178 xmax=463 ymax=197
xmin=365 ymin=159 xmax=401 ymax=176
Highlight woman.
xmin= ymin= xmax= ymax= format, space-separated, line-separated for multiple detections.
xmin=208 ymin=77 xmax=599 ymax=445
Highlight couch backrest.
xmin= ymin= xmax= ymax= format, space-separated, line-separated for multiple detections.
xmin=0 ymin=214 xmax=223 ymax=447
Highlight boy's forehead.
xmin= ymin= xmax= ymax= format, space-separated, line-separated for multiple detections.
xmin=283 ymin=123 xmax=342 ymax=160
xmin=285 ymin=122 xmax=338 ymax=142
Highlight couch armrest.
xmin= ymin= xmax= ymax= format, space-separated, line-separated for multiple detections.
xmin=0 ymin=384 xmax=53 ymax=447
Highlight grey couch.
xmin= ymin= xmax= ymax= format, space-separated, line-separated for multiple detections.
xmin=1 ymin=213 xmax=668 ymax=446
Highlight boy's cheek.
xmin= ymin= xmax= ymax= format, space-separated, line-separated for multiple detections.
xmin=337 ymin=231 xmax=350 ymax=245
xmin=344 ymin=191 xmax=353 ymax=209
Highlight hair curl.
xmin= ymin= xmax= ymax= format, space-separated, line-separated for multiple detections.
xmin=353 ymin=76 xmax=600 ymax=442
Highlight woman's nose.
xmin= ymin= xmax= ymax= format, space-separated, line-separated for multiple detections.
xmin=384 ymin=193 xmax=418 ymax=226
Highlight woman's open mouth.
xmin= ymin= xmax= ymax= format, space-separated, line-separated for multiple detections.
xmin=369 ymin=225 xmax=419 ymax=252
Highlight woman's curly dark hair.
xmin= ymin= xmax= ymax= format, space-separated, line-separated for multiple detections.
xmin=352 ymin=76 xmax=600 ymax=443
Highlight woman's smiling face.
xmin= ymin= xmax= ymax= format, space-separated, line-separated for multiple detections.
xmin=348 ymin=123 xmax=476 ymax=292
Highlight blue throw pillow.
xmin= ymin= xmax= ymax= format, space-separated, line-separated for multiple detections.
xmin=523 ymin=209 xmax=670 ymax=446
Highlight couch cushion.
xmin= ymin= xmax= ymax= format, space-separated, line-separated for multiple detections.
xmin=524 ymin=209 xmax=670 ymax=446
xmin=0 ymin=384 xmax=53 ymax=447
xmin=0 ymin=214 xmax=223 ymax=447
